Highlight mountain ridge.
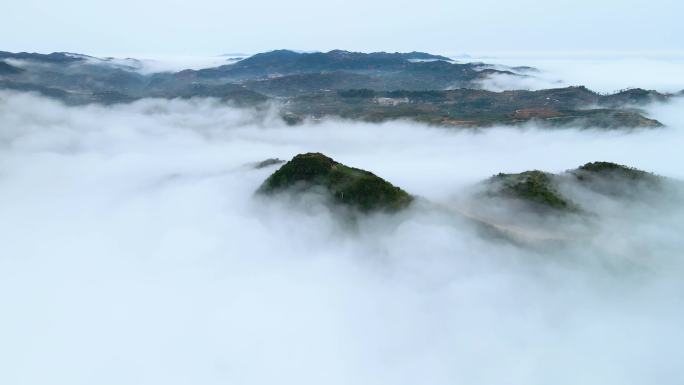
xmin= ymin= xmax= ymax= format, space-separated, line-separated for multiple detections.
xmin=0 ymin=49 xmax=677 ymax=128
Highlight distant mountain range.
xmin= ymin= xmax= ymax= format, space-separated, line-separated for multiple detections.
xmin=0 ymin=49 xmax=679 ymax=128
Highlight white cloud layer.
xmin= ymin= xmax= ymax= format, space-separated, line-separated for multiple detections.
xmin=1 ymin=91 xmax=683 ymax=385
xmin=470 ymin=52 xmax=684 ymax=93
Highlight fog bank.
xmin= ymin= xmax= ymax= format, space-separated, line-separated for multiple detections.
xmin=1 ymin=91 xmax=683 ymax=385
xmin=469 ymin=52 xmax=684 ymax=93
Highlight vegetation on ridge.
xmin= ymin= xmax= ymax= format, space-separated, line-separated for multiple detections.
xmin=257 ymin=153 xmax=413 ymax=212
xmin=488 ymin=171 xmax=578 ymax=212
xmin=0 ymin=50 xmax=674 ymax=128
xmin=574 ymin=161 xmax=660 ymax=181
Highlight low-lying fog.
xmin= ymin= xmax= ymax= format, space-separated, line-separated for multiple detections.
xmin=1 ymin=91 xmax=683 ymax=385
xmin=467 ymin=51 xmax=684 ymax=93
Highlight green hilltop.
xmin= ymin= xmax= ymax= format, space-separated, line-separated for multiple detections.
xmin=257 ymin=153 xmax=413 ymax=212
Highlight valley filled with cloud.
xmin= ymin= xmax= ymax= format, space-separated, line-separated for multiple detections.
xmin=1 ymin=88 xmax=683 ymax=385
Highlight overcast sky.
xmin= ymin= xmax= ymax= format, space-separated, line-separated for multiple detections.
xmin=3 ymin=0 xmax=683 ymax=56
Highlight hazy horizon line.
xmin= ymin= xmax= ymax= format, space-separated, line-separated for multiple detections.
xmin=5 ymin=48 xmax=684 ymax=60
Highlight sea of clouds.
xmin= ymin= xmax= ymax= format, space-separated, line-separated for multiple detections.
xmin=0 ymin=88 xmax=683 ymax=385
